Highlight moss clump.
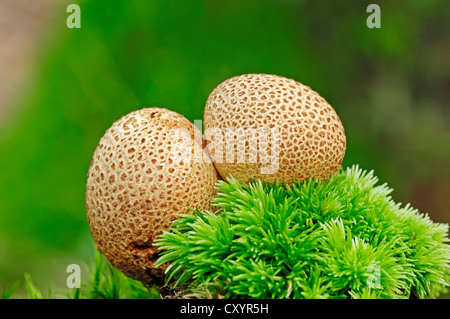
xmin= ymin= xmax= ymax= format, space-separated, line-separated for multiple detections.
xmin=155 ymin=165 xmax=450 ymax=299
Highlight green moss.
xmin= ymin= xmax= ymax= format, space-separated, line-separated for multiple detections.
xmin=155 ymin=165 xmax=450 ymax=299
xmin=3 ymin=251 xmax=159 ymax=299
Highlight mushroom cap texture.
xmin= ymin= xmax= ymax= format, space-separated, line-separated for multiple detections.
xmin=204 ymin=74 xmax=346 ymax=185
xmin=86 ymin=107 xmax=219 ymax=286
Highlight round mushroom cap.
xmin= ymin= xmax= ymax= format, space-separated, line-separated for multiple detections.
xmin=86 ymin=107 xmax=219 ymax=286
xmin=204 ymin=74 xmax=346 ymax=185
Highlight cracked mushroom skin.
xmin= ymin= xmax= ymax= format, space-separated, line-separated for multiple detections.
xmin=204 ymin=74 xmax=346 ymax=185
xmin=86 ymin=107 xmax=219 ymax=286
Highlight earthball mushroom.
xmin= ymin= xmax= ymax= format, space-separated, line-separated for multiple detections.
xmin=85 ymin=107 xmax=219 ymax=286
xmin=203 ymin=73 xmax=346 ymax=185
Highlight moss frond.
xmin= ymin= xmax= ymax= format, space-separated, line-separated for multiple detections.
xmin=155 ymin=165 xmax=450 ymax=299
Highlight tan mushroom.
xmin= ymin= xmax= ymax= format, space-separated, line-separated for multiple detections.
xmin=85 ymin=107 xmax=219 ymax=286
xmin=203 ymin=73 xmax=346 ymax=185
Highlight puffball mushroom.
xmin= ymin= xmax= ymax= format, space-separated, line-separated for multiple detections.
xmin=204 ymin=73 xmax=346 ymax=185
xmin=85 ymin=107 xmax=219 ymax=286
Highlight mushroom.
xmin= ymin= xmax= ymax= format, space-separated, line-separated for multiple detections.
xmin=85 ymin=107 xmax=219 ymax=286
xmin=203 ymin=73 xmax=346 ymax=185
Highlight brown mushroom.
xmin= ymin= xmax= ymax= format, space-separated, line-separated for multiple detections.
xmin=203 ymin=73 xmax=346 ymax=185
xmin=86 ymin=107 xmax=219 ymax=286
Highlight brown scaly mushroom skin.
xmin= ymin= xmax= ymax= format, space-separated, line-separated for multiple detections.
xmin=204 ymin=74 xmax=346 ymax=185
xmin=86 ymin=107 xmax=219 ymax=286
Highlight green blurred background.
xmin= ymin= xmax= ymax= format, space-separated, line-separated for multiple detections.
xmin=0 ymin=0 xmax=449 ymax=298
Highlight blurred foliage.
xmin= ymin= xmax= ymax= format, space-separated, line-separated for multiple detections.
xmin=1 ymin=250 xmax=158 ymax=299
xmin=0 ymin=0 xmax=449 ymax=296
